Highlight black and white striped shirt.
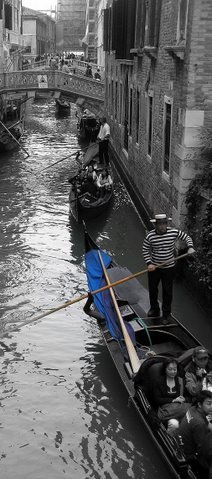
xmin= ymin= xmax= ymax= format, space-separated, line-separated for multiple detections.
xmin=143 ymin=227 xmax=193 ymax=268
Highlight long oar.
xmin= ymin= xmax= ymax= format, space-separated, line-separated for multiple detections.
xmin=1 ymin=252 xmax=193 ymax=338
xmin=39 ymin=150 xmax=80 ymax=173
xmin=39 ymin=143 xmax=95 ymax=173
xmin=98 ymin=251 xmax=141 ymax=374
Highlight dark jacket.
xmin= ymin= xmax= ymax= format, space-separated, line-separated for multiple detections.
xmin=152 ymin=375 xmax=184 ymax=407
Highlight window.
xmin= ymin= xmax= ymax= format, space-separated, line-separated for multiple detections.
xmin=111 ymin=79 xmax=114 ymax=117
xmin=163 ymin=98 xmax=172 ymax=174
xmin=177 ymin=0 xmax=189 ymax=43
xmin=145 ymin=0 xmax=162 ymax=47
xmin=129 ymin=88 xmax=133 ymax=136
xmin=119 ymin=82 xmax=123 ymax=124
xmin=115 ymin=81 xmax=118 ymax=120
xmin=147 ymin=93 xmax=153 ymax=157
xmin=136 ymin=90 xmax=140 ymax=144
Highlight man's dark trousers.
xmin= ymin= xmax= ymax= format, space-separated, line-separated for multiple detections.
xmin=148 ymin=267 xmax=175 ymax=317
xmin=99 ymin=140 xmax=109 ymax=165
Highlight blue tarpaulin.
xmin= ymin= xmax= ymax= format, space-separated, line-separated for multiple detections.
xmin=85 ymin=248 xmax=136 ymax=344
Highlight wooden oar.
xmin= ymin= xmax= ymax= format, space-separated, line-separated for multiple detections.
xmin=40 ymin=150 xmax=80 ymax=172
xmin=98 ymin=251 xmax=141 ymax=374
xmin=0 ymin=252 xmax=193 ymax=338
xmin=39 ymin=143 xmax=95 ymax=174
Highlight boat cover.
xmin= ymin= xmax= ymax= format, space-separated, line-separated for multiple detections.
xmin=85 ymin=248 xmax=136 ymax=343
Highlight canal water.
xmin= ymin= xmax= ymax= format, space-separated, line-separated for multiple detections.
xmin=0 ymin=99 xmax=210 ymax=479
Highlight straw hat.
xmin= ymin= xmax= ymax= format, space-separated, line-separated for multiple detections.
xmin=150 ymin=214 xmax=172 ymax=223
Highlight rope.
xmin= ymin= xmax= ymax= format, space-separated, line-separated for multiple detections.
xmin=135 ymin=317 xmax=152 ymax=346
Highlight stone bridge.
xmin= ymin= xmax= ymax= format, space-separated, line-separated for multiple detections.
xmin=0 ymin=70 xmax=105 ymax=113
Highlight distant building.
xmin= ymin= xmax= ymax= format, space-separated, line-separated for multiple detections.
xmin=56 ymin=0 xmax=86 ymax=53
xmin=22 ymin=7 xmax=56 ymax=57
xmin=104 ymin=0 xmax=212 ymax=227
xmin=82 ymin=0 xmax=97 ymax=63
xmin=95 ymin=0 xmax=107 ymax=67
xmin=0 ymin=0 xmax=23 ymax=72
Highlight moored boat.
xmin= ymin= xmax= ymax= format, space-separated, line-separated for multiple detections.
xmin=69 ymin=144 xmax=113 ymax=221
xmin=55 ymin=98 xmax=71 ymax=116
xmin=0 ymin=96 xmax=26 ymax=152
xmin=83 ymin=228 xmax=211 ymax=479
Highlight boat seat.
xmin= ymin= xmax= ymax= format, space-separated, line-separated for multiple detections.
xmin=150 ymin=341 xmax=183 ymax=356
xmin=177 ymin=347 xmax=195 ymax=367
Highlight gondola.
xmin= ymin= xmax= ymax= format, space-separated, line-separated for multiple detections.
xmin=69 ymin=144 xmax=113 ymax=221
xmin=55 ymin=98 xmax=70 ymax=115
xmin=83 ymin=227 xmax=211 ymax=479
xmin=77 ymin=115 xmax=100 ymax=142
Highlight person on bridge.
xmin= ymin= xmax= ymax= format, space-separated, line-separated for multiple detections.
xmin=97 ymin=117 xmax=110 ymax=166
xmin=94 ymin=68 xmax=101 ymax=81
xmin=142 ymin=214 xmax=195 ymax=324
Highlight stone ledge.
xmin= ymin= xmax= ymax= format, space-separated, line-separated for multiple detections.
xmin=143 ymin=46 xmax=158 ymax=59
xmin=164 ymin=45 xmax=185 ymax=61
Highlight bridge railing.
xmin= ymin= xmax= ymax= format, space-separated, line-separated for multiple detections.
xmin=0 ymin=70 xmax=105 ymax=102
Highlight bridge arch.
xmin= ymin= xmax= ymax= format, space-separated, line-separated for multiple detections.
xmin=0 ymin=70 xmax=105 ymax=113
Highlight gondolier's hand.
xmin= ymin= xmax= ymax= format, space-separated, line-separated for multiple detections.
xmin=147 ymin=264 xmax=156 ymax=272
xmin=187 ymin=247 xmax=195 ymax=255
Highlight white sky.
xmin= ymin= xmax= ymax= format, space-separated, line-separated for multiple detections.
xmin=22 ymin=0 xmax=56 ymax=13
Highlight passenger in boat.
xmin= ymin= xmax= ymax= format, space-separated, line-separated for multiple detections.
xmin=152 ymin=358 xmax=191 ymax=423
xmin=177 ymin=390 xmax=212 ymax=478
xmin=97 ymin=117 xmax=110 ymax=165
xmin=203 ymin=371 xmax=212 ymax=393
xmin=80 ymin=169 xmax=98 ymax=198
xmin=142 ymin=213 xmax=195 ymax=325
xmin=84 ymin=164 xmax=97 ymax=182
xmin=185 ymin=347 xmax=212 ymax=399
xmin=96 ymin=169 xmax=113 ymax=195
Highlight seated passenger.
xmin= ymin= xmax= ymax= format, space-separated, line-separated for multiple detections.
xmin=185 ymin=347 xmax=212 ymax=400
xmin=152 ymin=358 xmax=191 ymax=422
xmin=178 ymin=390 xmax=212 ymax=478
xmin=96 ymin=169 xmax=113 ymax=193
xmin=81 ymin=176 xmax=97 ymax=197
xmin=85 ymin=164 xmax=97 ymax=182
xmin=202 ymin=370 xmax=212 ymax=392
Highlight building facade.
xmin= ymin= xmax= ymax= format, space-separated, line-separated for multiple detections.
xmin=104 ymin=0 xmax=212 ymax=227
xmin=22 ymin=7 xmax=56 ymax=57
xmin=0 ymin=0 xmax=23 ymax=72
xmin=56 ymin=0 xmax=86 ymax=53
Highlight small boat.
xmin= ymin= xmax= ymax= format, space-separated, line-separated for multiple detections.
xmin=0 ymin=97 xmax=26 ymax=152
xmin=55 ymin=98 xmax=71 ymax=115
xmin=69 ymin=144 xmax=113 ymax=221
xmin=83 ymin=228 xmax=210 ymax=479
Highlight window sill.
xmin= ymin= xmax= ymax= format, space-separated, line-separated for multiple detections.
xmin=164 ymin=45 xmax=185 ymax=61
xmin=162 ymin=170 xmax=170 ymax=183
xmin=130 ymin=48 xmax=143 ymax=57
xmin=122 ymin=148 xmax=129 ymax=159
xmin=143 ymin=46 xmax=158 ymax=60
xmin=117 ymin=59 xmax=134 ymax=66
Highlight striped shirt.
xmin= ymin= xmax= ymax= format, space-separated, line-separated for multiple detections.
xmin=142 ymin=227 xmax=193 ymax=268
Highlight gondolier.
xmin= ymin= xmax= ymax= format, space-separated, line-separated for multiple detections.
xmin=142 ymin=214 xmax=195 ymax=324
xmin=97 ymin=117 xmax=110 ymax=165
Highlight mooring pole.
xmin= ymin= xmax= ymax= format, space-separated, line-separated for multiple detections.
xmin=0 ymin=120 xmax=30 ymax=157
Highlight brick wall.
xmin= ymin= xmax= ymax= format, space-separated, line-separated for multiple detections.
xmin=105 ymin=0 xmax=212 ymax=228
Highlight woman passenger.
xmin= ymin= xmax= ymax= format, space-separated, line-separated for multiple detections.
xmin=152 ymin=358 xmax=191 ymax=423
